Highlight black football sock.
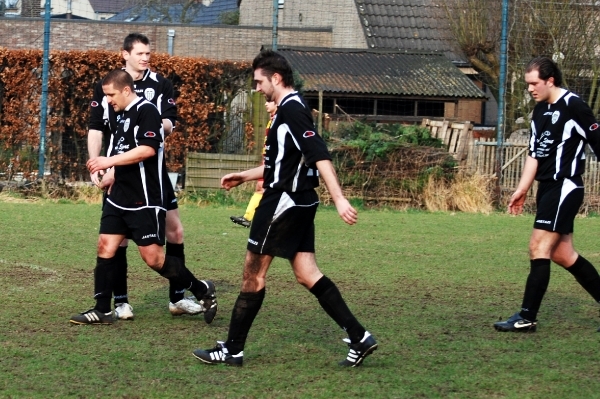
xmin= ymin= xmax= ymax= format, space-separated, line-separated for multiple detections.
xmin=519 ymin=259 xmax=551 ymax=321
xmin=310 ymin=275 xmax=366 ymax=343
xmin=225 ymin=289 xmax=266 ymax=355
xmin=112 ymin=246 xmax=129 ymax=306
xmin=158 ymin=255 xmax=207 ymax=299
xmin=166 ymin=242 xmax=186 ymax=303
xmin=94 ymin=256 xmax=118 ymax=313
xmin=566 ymin=255 xmax=600 ymax=302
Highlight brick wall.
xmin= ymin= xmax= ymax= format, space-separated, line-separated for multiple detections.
xmin=0 ymin=18 xmax=332 ymax=60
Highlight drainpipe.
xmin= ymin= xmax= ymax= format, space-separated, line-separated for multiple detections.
xmin=167 ymin=29 xmax=175 ymax=56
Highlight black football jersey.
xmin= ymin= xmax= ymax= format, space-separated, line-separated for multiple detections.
xmin=263 ymin=92 xmax=331 ymax=192
xmin=88 ymin=68 xmax=176 ymax=152
xmin=529 ymin=89 xmax=600 ymax=181
xmin=105 ymin=97 xmax=165 ymax=210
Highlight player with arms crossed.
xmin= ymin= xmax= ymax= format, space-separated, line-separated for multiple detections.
xmin=193 ymin=50 xmax=377 ymax=367
xmin=88 ymin=33 xmax=216 ymax=322
xmin=71 ymin=70 xmax=216 ymax=325
xmin=495 ymin=57 xmax=600 ymax=333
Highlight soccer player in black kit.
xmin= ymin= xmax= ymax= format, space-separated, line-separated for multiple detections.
xmin=494 ymin=57 xmax=600 ymax=333
xmin=87 ymin=33 xmax=215 ymax=322
xmin=192 ymin=50 xmax=377 ymax=367
xmin=70 ymin=70 xmax=216 ymax=325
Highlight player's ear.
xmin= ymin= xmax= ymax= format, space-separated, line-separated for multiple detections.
xmin=547 ymin=76 xmax=555 ymax=87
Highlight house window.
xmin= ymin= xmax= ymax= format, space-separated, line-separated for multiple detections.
xmin=335 ymin=98 xmax=375 ymax=115
xmin=376 ymin=99 xmax=414 ymax=116
xmin=417 ymin=101 xmax=445 ymax=117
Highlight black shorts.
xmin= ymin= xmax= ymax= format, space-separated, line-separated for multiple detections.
xmin=247 ymin=189 xmax=319 ymax=259
xmin=534 ymin=176 xmax=584 ymax=234
xmin=100 ymin=202 xmax=166 ymax=247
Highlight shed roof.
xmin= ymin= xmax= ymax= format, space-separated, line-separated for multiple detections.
xmin=356 ymin=0 xmax=466 ymax=64
xmin=276 ymin=47 xmax=485 ymax=99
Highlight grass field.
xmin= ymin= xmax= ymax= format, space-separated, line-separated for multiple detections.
xmin=2 ymin=199 xmax=600 ymax=398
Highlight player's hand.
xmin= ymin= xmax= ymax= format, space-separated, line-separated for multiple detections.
xmin=99 ymin=168 xmax=115 ymax=194
xmin=221 ymin=173 xmax=244 ymax=191
xmin=508 ymin=189 xmax=527 ymax=215
xmin=87 ymin=156 xmax=112 ymax=175
xmin=334 ymin=198 xmax=358 ymax=225
xmin=90 ymin=169 xmax=105 ymax=186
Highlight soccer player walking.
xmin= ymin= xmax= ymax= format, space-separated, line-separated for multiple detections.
xmin=88 ymin=33 xmax=214 ymax=321
xmin=495 ymin=57 xmax=600 ymax=332
xmin=193 ymin=50 xmax=377 ymax=367
xmin=70 ymin=70 xmax=216 ymax=325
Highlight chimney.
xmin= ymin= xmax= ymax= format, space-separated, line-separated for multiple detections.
xmin=21 ymin=0 xmax=43 ymax=18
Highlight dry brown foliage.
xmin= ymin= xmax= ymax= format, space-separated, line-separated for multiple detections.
xmin=423 ymin=170 xmax=495 ymax=213
xmin=0 ymin=48 xmax=251 ymax=181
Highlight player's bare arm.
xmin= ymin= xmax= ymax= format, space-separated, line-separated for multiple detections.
xmin=221 ymin=165 xmax=264 ymax=191
xmin=87 ymin=145 xmax=156 ymax=174
xmin=162 ymin=119 xmax=173 ymax=136
xmin=315 ymin=160 xmax=357 ymax=225
xmin=508 ymin=156 xmax=538 ymax=215
xmin=88 ymin=129 xmax=105 ymax=185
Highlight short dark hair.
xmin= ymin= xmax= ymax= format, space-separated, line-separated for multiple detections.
xmin=102 ymin=69 xmax=134 ymax=91
xmin=526 ymin=56 xmax=563 ymax=87
xmin=123 ymin=33 xmax=150 ymax=53
xmin=252 ymin=50 xmax=295 ymax=88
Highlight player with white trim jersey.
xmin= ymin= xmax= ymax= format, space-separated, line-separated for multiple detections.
xmin=193 ymin=50 xmax=377 ymax=368
xmin=494 ymin=56 xmax=600 ymax=333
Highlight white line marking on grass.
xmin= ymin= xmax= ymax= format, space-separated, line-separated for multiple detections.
xmin=0 ymin=258 xmax=63 ymax=290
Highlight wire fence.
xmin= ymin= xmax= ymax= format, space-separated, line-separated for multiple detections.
xmin=1 ymin=0 xmax=600 ymax=202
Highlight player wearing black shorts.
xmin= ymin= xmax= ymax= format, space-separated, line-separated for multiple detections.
xmin=71 ymin=70 xmax=217 ymax=325
xmin=88 ymin=33 xmax=211 ymax=321
xmin=192 ymin=50 xmax=377 ymax=367
xmin=494 ymin=57 xmax=600 ymax=333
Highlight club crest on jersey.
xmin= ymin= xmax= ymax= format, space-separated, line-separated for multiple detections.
xmin=303 ymin=130 xmax=316 ymax=138
xmin=551 ymin=111 xmax=560 ymax=124
xmin=144 ymin=88 xmax=155 ymax=101
xmin=590 ymin=123 xmax=599 ymax=131
xmin=123 ymin=118 xmax=130 ymax=132
xmin=144 ymin=131 xmax=157 ymax=138
xmin=90 ymin=101 xmax=99 ymax=107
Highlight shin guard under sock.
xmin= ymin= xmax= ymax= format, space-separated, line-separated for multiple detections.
xmin=566 ymin=255 xmax=600 ymax=302
xmin=94 ymin=256 xmax=118 ymax=313
xmin=112 ymin=246 xmax=129 ymax=305
xmin=310 ymin=276 xmax=366 ymax=343
xmin=520 ymin=258 xmax=551 ymax=321
xmin=225 ymin=289 xmax=266 ymax=355
xmin=166 ymin=242 xmax=186 ymax=303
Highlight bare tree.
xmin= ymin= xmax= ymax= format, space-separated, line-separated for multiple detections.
xmin=124 ymin=0 xmax=205 ymax=23
xmin=443 ymin=0 xmax=600 ymax=136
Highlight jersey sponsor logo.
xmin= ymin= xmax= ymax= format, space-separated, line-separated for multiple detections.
xmin=168 ymin=98 xmax=176 ymax=105
xmin=141 ymin=234 xmax=157 ymax=239
xmin=590 ymin=123 xmax=599 ymax=131
xmin=535 ymin=219 xmax=552 ymax=224
xmin=303 ymin=130 xmax=316 ymax=138
xmin=144 ymin=131 xmax=157 ymax=138
xmin=144 ymin=88 xmax=155 ymax=101
xmin=90 ymin=101 xmax=99 ymax=107
xmin=551 ymin=111 xmax=560 ymax=124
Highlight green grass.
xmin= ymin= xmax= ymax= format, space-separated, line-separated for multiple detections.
xmin=1 ymin=201 xmax=600 ymax=398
